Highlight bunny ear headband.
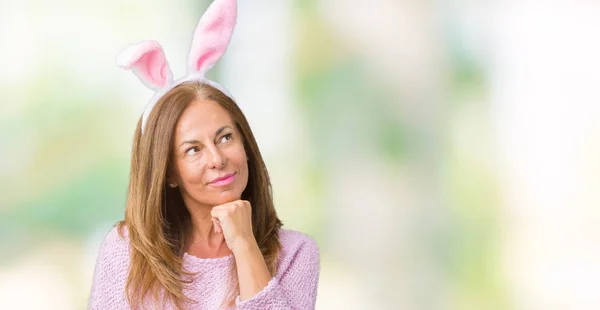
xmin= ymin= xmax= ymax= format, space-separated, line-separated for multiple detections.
xmin=116 ymin=0 xmax=237 ymax=133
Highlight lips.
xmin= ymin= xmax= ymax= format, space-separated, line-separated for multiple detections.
xmin=209 ymin=173 xmax=236 ymax=185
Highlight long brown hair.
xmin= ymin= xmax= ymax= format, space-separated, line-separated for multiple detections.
xmin=117 ymin=81 xmax=283 ymax=309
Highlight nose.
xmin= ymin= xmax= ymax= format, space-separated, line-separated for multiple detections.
xmin=207 ymin=145 xmax=226 ymax=169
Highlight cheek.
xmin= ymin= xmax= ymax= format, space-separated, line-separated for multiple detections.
xmin=222 ymin=145 xmax=248 ymax=183
xmin=179 ymin=159 xmax=207 ymax=186
xmin=230 ymin=147 xmax=248 ymax=170
xmin=234 ymin=150 xmax=249 ymax=185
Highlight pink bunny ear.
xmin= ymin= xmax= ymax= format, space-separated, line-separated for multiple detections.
xmin=116 ymin=40 xmax=173 ymax=90
xmin=187 ymin=0 xmax=237 ymax=76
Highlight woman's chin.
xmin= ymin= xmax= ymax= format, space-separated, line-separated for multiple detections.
xmin=215 ymin=190 xmax=242 ymax=204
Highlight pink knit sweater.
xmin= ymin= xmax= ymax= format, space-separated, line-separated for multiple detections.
xmin=88 ymin=226 xmax=320 ymax=309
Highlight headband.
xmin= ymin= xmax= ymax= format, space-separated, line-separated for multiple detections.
xmin=116 ymin=0 xmax=237 ymax=133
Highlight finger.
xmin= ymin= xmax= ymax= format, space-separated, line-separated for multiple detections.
xmin=216 ymin=200 xmax=244 ymax=210
xmin=211 ymin=204 xmax=238 ymax=219
xmin=212 ymin=218 xmax=222 ymax=234
xmin=211 ymin=207 xmax=226 ymax=219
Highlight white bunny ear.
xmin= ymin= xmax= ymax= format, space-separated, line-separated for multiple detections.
xmin=187 ymin=0 xmax=237 ymax=76
xmin=117 ymin=40 xmax=173 ymax=90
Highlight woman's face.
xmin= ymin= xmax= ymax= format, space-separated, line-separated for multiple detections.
xmin=169 ymin=99 xmax=249 ymax=208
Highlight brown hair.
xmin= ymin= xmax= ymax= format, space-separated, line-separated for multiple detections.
xmin=117 ymin=81 xmax=283 ymax=309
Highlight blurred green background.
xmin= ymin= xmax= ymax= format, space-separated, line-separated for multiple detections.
xmin=1 ymin=0 xmax=600 ymax=309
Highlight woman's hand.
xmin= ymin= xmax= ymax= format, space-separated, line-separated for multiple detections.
xmin=212 ymin=200 xmax=273 ymax=302
xmin=211 ymin=199 xmax=256 ymax=253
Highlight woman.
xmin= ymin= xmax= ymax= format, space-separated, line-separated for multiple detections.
xmin=88 ymin=0 xmax=320 ymax=309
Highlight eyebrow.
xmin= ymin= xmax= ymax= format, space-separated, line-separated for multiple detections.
xmin=215 ymin=125 xmax=231 ymax=137
xmin=178 ymin=125 xmax=233 ymax=148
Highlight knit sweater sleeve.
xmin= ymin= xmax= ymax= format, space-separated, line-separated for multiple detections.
xmin=235 ymin=230 xmax=321 ymax=310
xmin=88 ymin=226 xmax=131 ymax=310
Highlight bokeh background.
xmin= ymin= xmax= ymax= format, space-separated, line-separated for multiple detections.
xmin=1 ymin=0 xmax=600 ymax=309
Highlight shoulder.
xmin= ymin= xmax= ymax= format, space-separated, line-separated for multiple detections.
xmin=278 ymin=228 xmax=319 ymax=252
xmin=276 ymin=228 xmax=320 ymax=274
xmin=95 ymin=224 xmax=131 ymax=271
xmin=100 ymin=224 xmax=130 ymax=252
xmin=89 ymin=225 xmax=131 ymax=307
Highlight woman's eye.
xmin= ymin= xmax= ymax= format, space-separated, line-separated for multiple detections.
xmin=219 ymin=133 xmax=233 ymax=144
xmin=186 ymin=147 xmax=200 ymax=155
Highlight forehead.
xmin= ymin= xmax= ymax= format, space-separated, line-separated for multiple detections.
xmin=174 ymin=99 xmax=233 ymax=139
